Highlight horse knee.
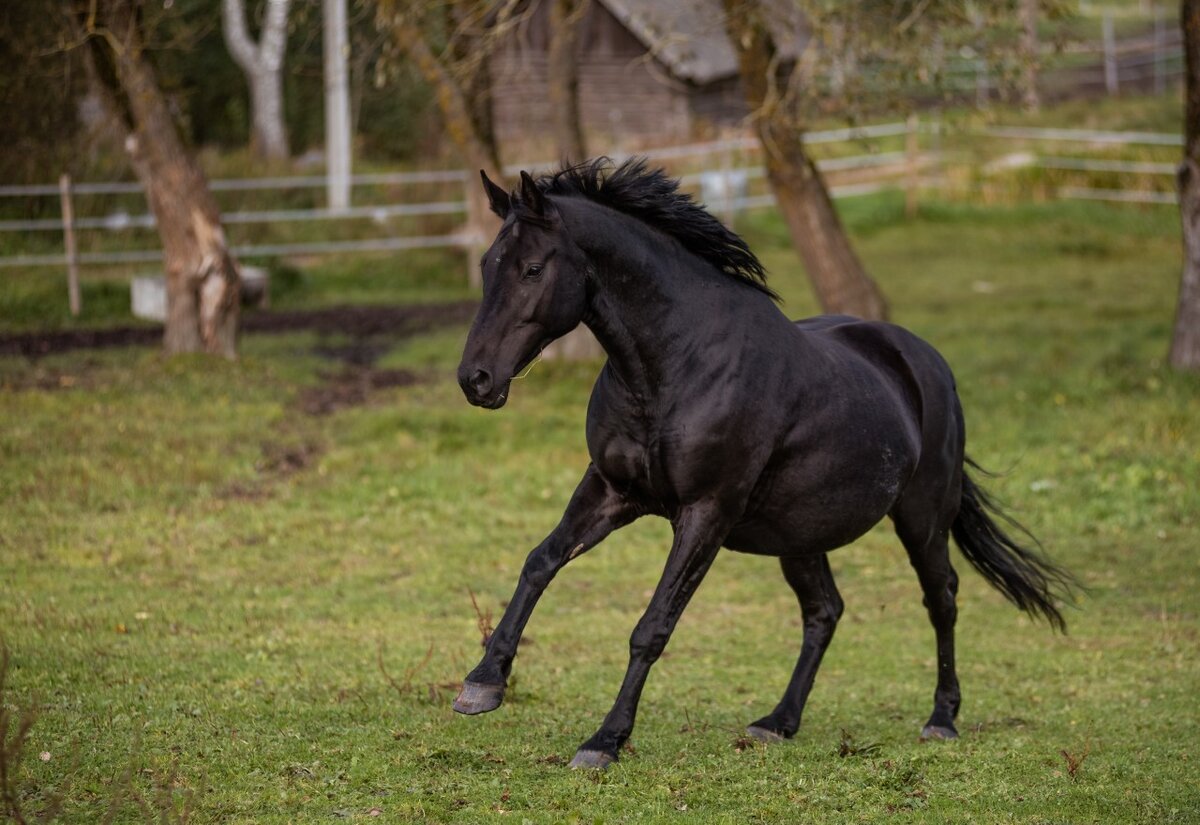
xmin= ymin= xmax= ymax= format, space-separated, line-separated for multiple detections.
xmin=803 ymin=595 xmax=843 ymax=645
xmin=829 ymin=592 xmax=845 ymax=623
xmin=520 ymin=543 xmax=569 ymax=590
xmin=922 ymin=588 xmax=957 ymax=625
xmin=629 ymin=623 xmax=669 ymax=662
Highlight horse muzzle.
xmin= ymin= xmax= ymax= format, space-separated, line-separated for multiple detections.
xmin=458 ymin=365 xmax=510 ymax=409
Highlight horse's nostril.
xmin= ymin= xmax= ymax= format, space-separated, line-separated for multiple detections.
xmin=469 ymin=368 xmax=493 ymax=396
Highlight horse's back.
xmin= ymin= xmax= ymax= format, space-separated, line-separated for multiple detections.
xmin=792 ymin=314 xmax=959 ymax=424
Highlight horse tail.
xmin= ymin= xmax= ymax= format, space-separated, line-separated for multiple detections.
xmin=951 ymin=458 xmax=1077 ymax=632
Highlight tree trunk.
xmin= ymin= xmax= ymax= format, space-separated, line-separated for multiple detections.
xmin=764 ymin=138 xmax=888 ymax=320
xmin=548 ymin=0 xmax=588 ymax=163
xmin=721 ymin=1 xmax=888 ymax=320
xmin=1170 ymin=0 xmax=1200 ymax=370
xmin=222 ymin=0 xmax=291 ymax=161
xmin=248 ymin=63 xmax=289 ymax=160
xmin=1019 ymin=0 xmax=1040 ymax=111
xmin=541 ymin=0 xmax=602 ymax=361
xmin=81 ymin=1 xmax=240 ymax=357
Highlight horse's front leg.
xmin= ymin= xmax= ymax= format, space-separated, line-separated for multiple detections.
xmin=453 ymin=464 xmax=637 ymax=715
xmin=570 ymin=501 xmax=731 ymax=769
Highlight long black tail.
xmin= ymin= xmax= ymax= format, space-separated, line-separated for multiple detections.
xmin=951 ymin=459 xmax=1078 ymax=632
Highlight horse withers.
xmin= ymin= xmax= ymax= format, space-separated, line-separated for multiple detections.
xmin=452 ymin=159 xmax=1075 ymax=770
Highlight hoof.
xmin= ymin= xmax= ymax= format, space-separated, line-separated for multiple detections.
xmin=569 ymin=749 xmax=616 ymax=771
xmin=452 ymin=681 xmax=505 ymax=715
xmin=745 ymin=725 xmax=787 ymax=744
xmin=920 ymin=724 xmax=959 ymax=741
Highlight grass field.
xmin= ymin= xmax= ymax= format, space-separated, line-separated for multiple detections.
xmin=2 ymin=193 xmax=1198 ymax=823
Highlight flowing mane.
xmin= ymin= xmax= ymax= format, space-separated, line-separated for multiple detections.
xmin=518 ymin=157 xmax=779 ymax=302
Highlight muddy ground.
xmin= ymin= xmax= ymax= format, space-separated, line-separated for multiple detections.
xmin=1 ymin=302 xmax=479 ymax=417
xmin=0 ymin=302 xmax=478 ymax=360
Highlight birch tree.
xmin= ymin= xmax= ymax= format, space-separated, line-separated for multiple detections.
xmin=222 ymin=0 xmax=291 ymax=161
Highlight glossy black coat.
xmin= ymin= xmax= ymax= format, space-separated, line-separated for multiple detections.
xmin=452 ymin=161 xmax=1074 ymax=769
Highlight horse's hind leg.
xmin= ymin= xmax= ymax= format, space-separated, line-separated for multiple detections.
xmin=893 ymin=503 xmax=962 ymax=741
xmin=746 ymin=554 xmax=843 ymax=742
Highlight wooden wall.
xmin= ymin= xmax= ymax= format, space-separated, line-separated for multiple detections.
xmin=491 ymin=2 xmax=747 ymax=151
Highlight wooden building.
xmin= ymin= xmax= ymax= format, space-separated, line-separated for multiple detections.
xmin=490 ymin=0 xmax=807 ymax=147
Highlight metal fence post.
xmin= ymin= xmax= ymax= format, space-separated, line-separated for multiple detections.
xmin=58 ymin=173 xmax=81 ymax=317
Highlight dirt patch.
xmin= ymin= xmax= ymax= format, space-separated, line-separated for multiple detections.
xmin=297 ymin=367 xmax=420 ymax=416
xmin=0 ymin=302 xmax=477 ymax=359
xmin=259 ymin=435 xmax=325 ymax=475
xmin=218 ymin=431 xmax=328 ymax=502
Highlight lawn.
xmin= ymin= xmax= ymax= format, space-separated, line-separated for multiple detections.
xmin=1 ymin=193 xmax=1198 ymax=823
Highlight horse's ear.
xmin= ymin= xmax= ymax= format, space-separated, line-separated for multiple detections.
xmin=480 ymin=170 xmax=510 ymax=218
xmin=518 ymin=170 xmax=546 ymax=218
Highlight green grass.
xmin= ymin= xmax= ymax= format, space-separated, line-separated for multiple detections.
xmin=2 ymin=193 xmax=1198 ymax=823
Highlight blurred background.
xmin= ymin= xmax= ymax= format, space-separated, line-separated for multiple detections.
xmin=1 ymin=1 xmax=1197 ymax=822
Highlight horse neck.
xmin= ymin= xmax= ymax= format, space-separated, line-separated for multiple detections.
xmin=559 ymin=198 xmax=741 ymax=398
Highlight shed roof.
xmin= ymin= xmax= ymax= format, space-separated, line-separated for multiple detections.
xmin=596 ymin=0 xmax=807 ymax=85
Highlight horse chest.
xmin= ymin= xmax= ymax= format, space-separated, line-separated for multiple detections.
xmin=588 ymin=407 xmax=745 ymax=510
xmin=588 ymin=416 xmax=665 ymax=498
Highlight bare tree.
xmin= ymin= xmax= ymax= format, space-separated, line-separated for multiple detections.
xmin=377 ymin=0 xmax=516 ymax=289
xmin=72 ymin=0 xmax=240 ymax=357
xmin=722 ymin=0 xmax=888 ymax=320
xmin=222 ymin=0 xmax=291 ymax=161
xmin=547 ymin=0 xmax=588 ymax=163
xmin=718 ymin=1 xmax=1069 ymax=320
xmin=1171 ymin=0 xmax=1200 ymax=370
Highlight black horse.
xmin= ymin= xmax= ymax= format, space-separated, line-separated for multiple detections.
xmin=453 ymin=159 xmax=1074 ymax=770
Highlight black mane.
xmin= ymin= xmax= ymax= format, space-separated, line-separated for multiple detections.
xmin=518 ymin=157 xmax=778 ymax=302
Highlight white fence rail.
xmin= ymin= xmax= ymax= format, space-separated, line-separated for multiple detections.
xmin=0 ymin=120 xmax=927 ymax=274
xmin=0 ymin=122 xmax=1184 ymax=302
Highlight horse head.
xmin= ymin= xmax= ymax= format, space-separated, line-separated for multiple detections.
xmin=457 ymin=170 xmax=590 ymax=409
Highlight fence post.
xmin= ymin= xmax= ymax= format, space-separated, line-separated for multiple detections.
xmin=975 ymin=60 xmax=989 ymax=108
xmin=905 ymin=114 xmax=920 ymax=219
xmin=721 ymin=139 xmax=735 ymax=228
xmin=58 ymin=173 xmax=81 ymax=317
xmin=1103 ymin=14 xmax=1119 ymax=95
xmin=464 ymin=175 xmax=484 ymax=289
xmin=1154 ymin=4 xmax=1166 ymax=95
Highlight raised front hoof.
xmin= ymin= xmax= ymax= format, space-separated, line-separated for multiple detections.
xmin=569 ymin=749 xmax=616 ymax=771
xmin=452 ymin=681 xmax=505 ymax=715
xmin=745 ymin=725 xmax=787 ymax=744
xmin=919 ymin=724 xmax=959 ymax=742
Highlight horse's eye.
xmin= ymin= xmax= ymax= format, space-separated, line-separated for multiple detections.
xmin=523 ymin=264 xmax=544 ymax=280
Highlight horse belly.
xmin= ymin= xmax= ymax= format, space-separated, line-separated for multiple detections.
xmin=724 ymin=503 xmax=886 ymax=556
xmin=725 ymin=437 xmax=915 ymax=556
